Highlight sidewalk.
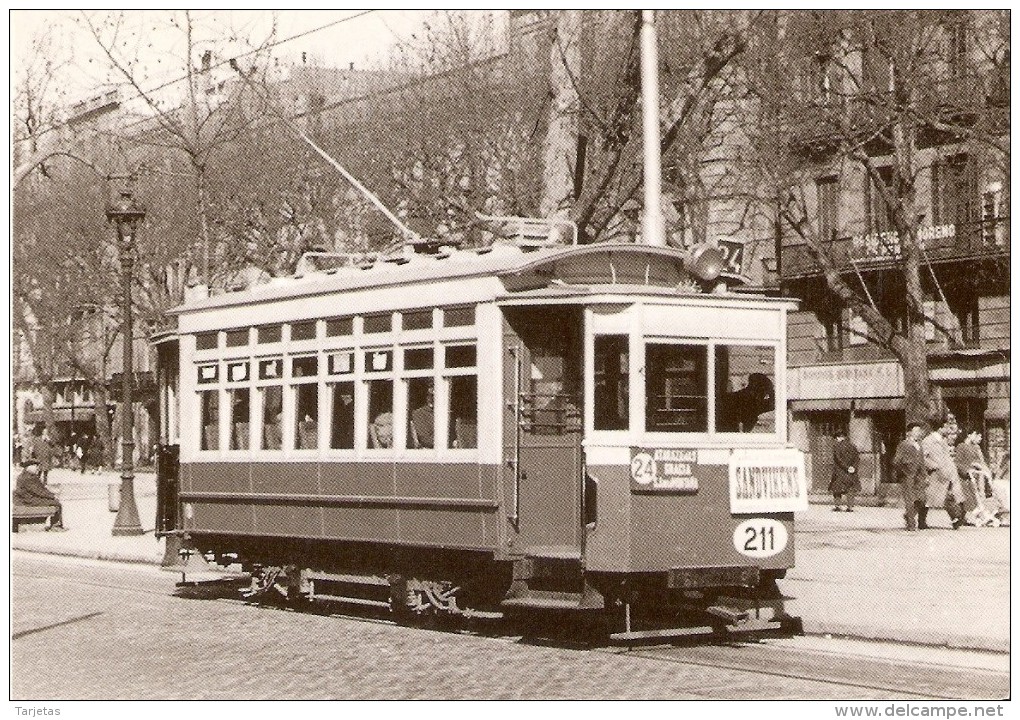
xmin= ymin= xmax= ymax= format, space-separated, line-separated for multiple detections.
xmin=10 ymin=468 xmax=1010 ymax=653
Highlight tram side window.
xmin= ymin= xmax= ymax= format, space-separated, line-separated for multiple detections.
xmin=261 ymin=386 xmax=283 ymax=450
xmin=448 ymin=376 xmax=478 ymax=449
xmin=715 ymin=345 xmax=776 ymax=434
xmin=407 ymin=378 xmax=435 ymax=449
xmin=645 ymin=344 xmax=708 ymax=433
xmin=367 ymin=380 xmax=394 ymax=448
xmin=330 ymin=382 xmax=355 ymax=449
xmin=293 ymin=384 xmax=319 ymax=449
xmin=200 ymin=390 xmax=220 ymax=450
xmin=593 ymin=335 xmax=629 ymax=431
xmin=229 ymin=389 xmax=250 ymax=450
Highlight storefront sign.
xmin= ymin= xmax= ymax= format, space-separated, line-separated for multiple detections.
xmin=630 ymin=447 xmax=700 ymax=493
xmin=789 ymin=362 xmax=902 ymax=400
xmin=729 ymin=449 xmax=808 ymax=514
xmin=850 ymin=225 xmax=954 ymax=263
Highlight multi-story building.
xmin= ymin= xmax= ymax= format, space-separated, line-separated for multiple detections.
xmin=776 ymin=11 xmax=1009 ymax=496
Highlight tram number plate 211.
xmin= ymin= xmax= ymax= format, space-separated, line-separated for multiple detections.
xmin=630 ymin=448 xmax=699 ymax=494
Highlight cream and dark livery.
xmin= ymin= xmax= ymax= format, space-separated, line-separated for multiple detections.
xmin=154 ymin=238 xmax=807 ymax=639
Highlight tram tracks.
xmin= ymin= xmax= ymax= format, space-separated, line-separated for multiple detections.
xmin=14 ymin=556 xmax=1008 ymax=700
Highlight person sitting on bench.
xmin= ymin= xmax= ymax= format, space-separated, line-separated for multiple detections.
xmin=13 ymin=457 xmax=66 ymax=531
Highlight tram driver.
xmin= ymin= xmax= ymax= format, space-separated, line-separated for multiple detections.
xmin=716 ymin=372 xmax=774 ymax=433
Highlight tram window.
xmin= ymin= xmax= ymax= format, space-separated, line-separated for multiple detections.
xmin=227 ymin=361 xmax=248 ymax=382
xmin=197 ymin=364 xmax=219 ymax=384
xmin=291 ymin=321 xmax=316 ymax=341
xmin=258 ymin=325 xmax=282 ymax=344
xmin=444 ymin=306 xmax=475 ymax=327
xmin=261 ymin=386 xmax=283 ymax=450
xmin=196 ymin=332 xmax=217 ymax=351
xmin=259 ymin=358 xmax=283 ymax=380
xmin=448 ymin=376 xmax=478 ymax=449
xmin=367 ymin=380 xmax=394 ymax=448
xmin=329 ymin=382 xmax=355 ymax=449
xmin=293 ymin=384 xmax=319 ymax=450
xmin=404 ymin=347 xmax=433 ymax=371
xmin=364 ymin=313 xmax=392 ymax=334
xmin=715 ymin=345 xmax=776 ymax=434
xmin=365 ymin=350 xmax=392 ymax=373
xmin=407 ymin=378 xmax=435 ymax=449
xmin=229 ymin=389 xmax=250 ymax=450
xmin=403 ymin=310 xmax=432 ymax=331
xmin=645 ymin=344 xmax=708 ymax=433
xmin=593 ymin=335 xmax=629 ymax=431
xmin=445 ymin=344 xmax=476 ymax=368
xmin=225 ymin=329 xmax=249 ymax=347
xmin=292 ymin=356 xmax=318 ymax=378
xmin=327 ymin=351 xmax=354 ymax=375
xmin=200 ymin=390 xmax=220 ymax=450
xmin=326 ymin=317 xmax=353 ymax=336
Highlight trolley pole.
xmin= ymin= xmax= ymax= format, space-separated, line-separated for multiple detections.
xmin=640 ymin=9 xmax=666 ymax=247
xmin=107 ymin=179 xmax=145 ymax=537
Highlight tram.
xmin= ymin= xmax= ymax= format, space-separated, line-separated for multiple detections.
xmin=153 ymin=226 xmax=807 ymax=640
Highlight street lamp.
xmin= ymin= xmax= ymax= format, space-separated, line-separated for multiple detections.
xmin=106 ymin=178 xmax=146 ymax=537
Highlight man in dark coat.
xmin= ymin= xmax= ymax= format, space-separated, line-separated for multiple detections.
xmin=12 ymin=457 xmax=65 ymax=531
xmin=893 ymin=421 xmax=928 ymax=530
xmin=828 ymin=430 xmax=861 ymax=512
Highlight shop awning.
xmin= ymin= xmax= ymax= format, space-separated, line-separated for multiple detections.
xmin=788 ymin=399 xmax=852 ymax=411
xmin=854 ymin=398 xmax=905 ymax=411
xmin=25 ymin=407 xmax=97 ymax=424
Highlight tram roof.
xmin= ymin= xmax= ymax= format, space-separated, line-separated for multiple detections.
xmin=171 ymin=242 xmax=786 ymax=316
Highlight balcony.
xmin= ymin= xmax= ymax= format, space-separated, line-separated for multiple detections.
xmin=781 ymin=217 xmax=1010 ymax=279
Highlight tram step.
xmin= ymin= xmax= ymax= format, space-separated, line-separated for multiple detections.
xmin=501 ymin=596 xmax=594 ymax=611
xmin=521 ymin=546 xmax=582 ymax=561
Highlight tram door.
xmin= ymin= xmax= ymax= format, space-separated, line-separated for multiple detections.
xmin=503 ymin=307 xmax=584 ymax=554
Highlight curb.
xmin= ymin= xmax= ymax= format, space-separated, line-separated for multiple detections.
xmin=12 ymin=540 xmax=164 ymax=566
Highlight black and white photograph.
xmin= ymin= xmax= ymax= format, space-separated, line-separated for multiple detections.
xmin=10 ymin=9 xmax=1010 ymax=709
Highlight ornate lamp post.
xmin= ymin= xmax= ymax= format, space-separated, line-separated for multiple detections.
xmin=106 ymin=178 xmax=146 ymax=536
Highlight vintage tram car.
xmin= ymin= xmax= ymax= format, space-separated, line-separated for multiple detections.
xmin=154 ymin=235 xmax=806 ymax=639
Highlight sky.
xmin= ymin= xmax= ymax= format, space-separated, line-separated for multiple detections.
xmin=11 ymin=10 xmax=508 ymax=105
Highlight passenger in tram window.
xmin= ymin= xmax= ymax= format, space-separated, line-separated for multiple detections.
xmin=262 ymin=387 xmax=283 ymax=450
xmin=716 ymin=372 xmax=774 ymax=433
xmin=330 ymin=384 xmax=355 ymax=449
xmin=409 ymin=384 xmax=435 ymax=449
xmin=370 ymin=412 xmax=393 ymax=448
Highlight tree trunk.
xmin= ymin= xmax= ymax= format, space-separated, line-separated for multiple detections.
xmin=541 ymin=9 xmax=581 ymax=219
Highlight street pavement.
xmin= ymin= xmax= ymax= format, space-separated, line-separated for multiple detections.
xmin=10 ymin=467 xmax=1011 ymax=653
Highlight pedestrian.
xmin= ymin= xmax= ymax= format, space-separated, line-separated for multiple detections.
xmin=955 ymin=427 xmax=1000 ymax=527
xmin=828 ymin=429 xmax=861 ymax=512
xmin=12 ymin=457 xmax=66 ymax=531
xmin=33 ymin=428 xmax=53 ymax=485
xmin=921 ymin=413 xmax=966 ymax=529
xmin=12 ymin=432 xmax=23 ymax=466
xmin=75 ymin=437 xmax=87 ymax=475
xmin=893 ymin=421 xmax=928 ymax=530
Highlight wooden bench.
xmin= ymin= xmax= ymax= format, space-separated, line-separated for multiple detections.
xmin=12 ymin=504 xmax=59 ymax=533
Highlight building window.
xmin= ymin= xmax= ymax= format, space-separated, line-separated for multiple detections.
xmin=645 ymin=344 xmax=708 ymax=433
xmin=932 ymin=154 xmax=977 ymax=229
xmin=593 ymin=335 xmax=629 ymax=431
xmin=200 ymin=390 xmax=219 ymax=450
xmin=949 ymin=292 xmax=980 ymax=347
xmin=866 ymin=166 xmax=895 ymax=236
xmin=816 ymin=176 xmax=839 ymax=242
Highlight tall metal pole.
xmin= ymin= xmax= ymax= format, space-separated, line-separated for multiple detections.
xmin=109 ymin=185 xmax=145 ymax=536
xmin=640 ymin=9 xmax=666 ymax=247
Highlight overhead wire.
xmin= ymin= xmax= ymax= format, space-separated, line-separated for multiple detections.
xmin=14 ymin=10 xmax=377 ymax=146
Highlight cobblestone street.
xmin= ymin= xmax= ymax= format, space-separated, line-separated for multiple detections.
xmin=13 ymin=554 xmax=942 ymax=701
